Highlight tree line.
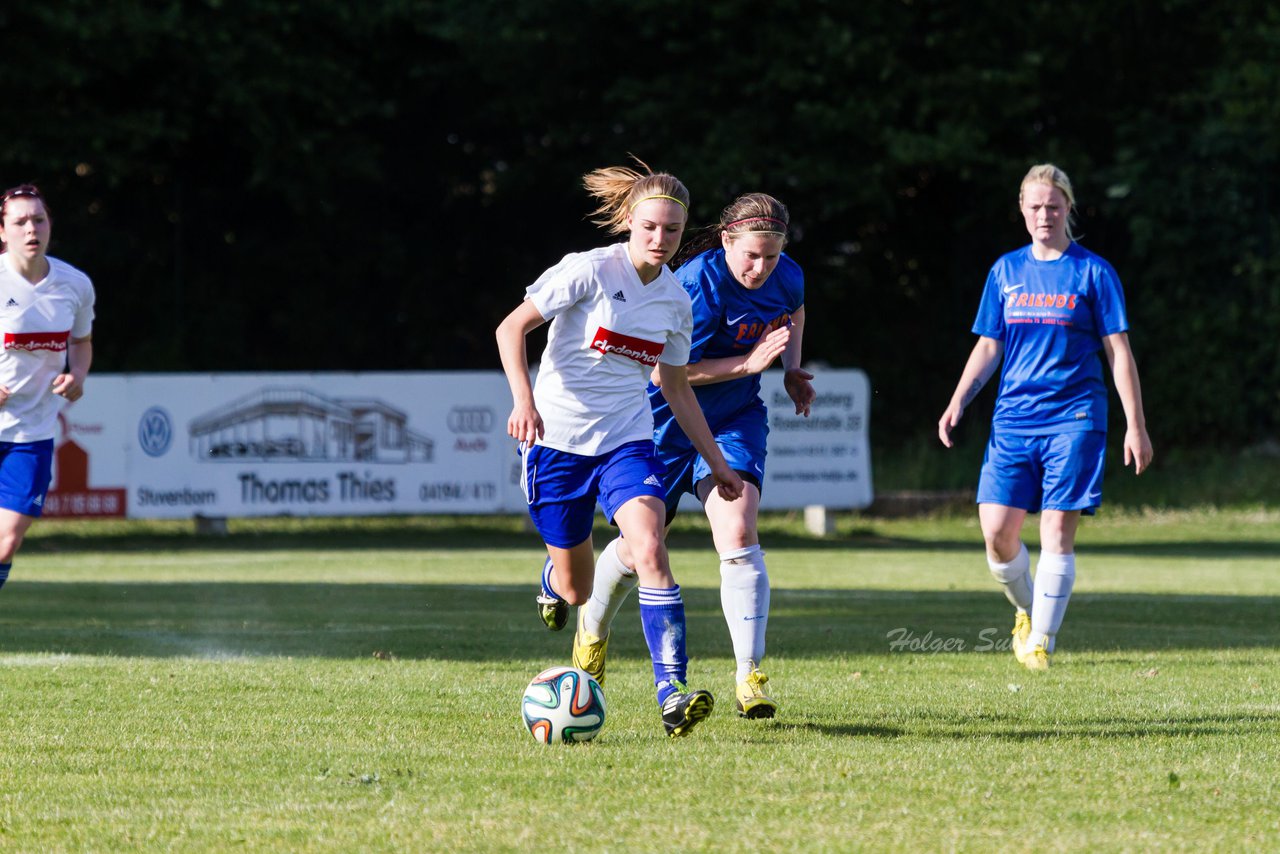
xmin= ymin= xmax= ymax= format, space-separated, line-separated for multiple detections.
xmin=4 ymin=0 xmax=1277 ymax=449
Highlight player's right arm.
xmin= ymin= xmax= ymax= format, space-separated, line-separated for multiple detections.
xmin=652 ymin=263 xmax=792 ymax=388
xmin=495 ymin=300 xmax=548 ymax=444
xmin=938 ymin=336 xmax=1003 ymax=447
xmin=679 ymin=325 xmax=791 ymax=386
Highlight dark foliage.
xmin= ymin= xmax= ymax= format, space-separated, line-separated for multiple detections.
xmin=4 ymin=0 xmax=1276 ymax=447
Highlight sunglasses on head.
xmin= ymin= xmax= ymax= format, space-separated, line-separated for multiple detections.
xmin=2 ymin=185 xmax=42 ymax=203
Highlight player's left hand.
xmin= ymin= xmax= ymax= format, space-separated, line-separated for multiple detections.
xmin=52 ymin=373 xmax=85 ymax=402
xmin=784 ymin=367 xmax=816 ymax=417
xmin=1124 ymin=426 xmax=1153 ymax=475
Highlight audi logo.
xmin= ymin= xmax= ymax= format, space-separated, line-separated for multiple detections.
xmin=447 ymin=406 xmax=495 ymax=434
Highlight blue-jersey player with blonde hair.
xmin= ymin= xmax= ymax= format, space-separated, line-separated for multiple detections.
xmin=938 ymin=163 xmax=1154 ymax=671
xmin=572 ymin=193 xmax=815 ymax=719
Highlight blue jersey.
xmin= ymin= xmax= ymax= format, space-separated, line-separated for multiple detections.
xmin=973 ymin=242 xmax=1129 ymax=435
xmin=650 ymin=248 xmax=805 ymax=452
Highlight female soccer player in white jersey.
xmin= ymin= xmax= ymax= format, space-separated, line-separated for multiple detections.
xmin=0 ymin=184 xmax=95 ymax=591
xmin=496 ymin=159 xmax=743 ymax=737
xmin=570 ymin=193 xmax=815 ymax=720
xmin=938 ymin=164 xmax=1153 ymax=671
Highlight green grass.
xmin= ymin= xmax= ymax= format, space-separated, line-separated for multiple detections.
xmin=2 ymin=511 xmax=1278 ymax=851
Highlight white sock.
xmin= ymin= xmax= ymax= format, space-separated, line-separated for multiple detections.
xmin=1029 ymin=551 xmax=1075 ymax=653
xmin=720 ymin=544 xmax=769 ymax=681
xmin=581 ymin=537 xmax=637 ymax=638
xmin=987 ymin=542 xmax=1032 ymax=611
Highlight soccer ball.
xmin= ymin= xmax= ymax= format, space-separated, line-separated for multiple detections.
xmin=521 ymin=666 xmax=606 ymax=744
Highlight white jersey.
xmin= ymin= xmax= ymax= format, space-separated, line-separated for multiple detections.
xmin=0 ymin=254 xmax=95 ymax=442
xmin=527 ymin=242 xmax=692 ymax=456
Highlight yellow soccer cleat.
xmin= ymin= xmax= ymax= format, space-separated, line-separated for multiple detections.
xmin=1023 ymin=642 xmax=1050 ymax=671
xmin=571 ymin=609 xmax=609 ymax=686
xmin=1011 ymin=612 xmax=1032 ymax=665
xmin=734 ymin=669 xmax=778 ymax=719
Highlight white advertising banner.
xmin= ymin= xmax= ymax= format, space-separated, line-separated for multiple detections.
xmin=757 ymin=368 xmax=873 ymax=510
xmin=47 ymin=369 xmax=871 ymax=519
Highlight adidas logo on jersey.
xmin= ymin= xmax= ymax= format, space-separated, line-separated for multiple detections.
xmin=643 ymin=474 xmax=662 ymax=487
xmin=4 ymin=299 xmax=17 ymax=308
xmin=612 ymin=290 xmax=626 ymax=302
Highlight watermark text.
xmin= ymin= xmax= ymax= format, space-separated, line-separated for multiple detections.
xmin=885 ymin=627 xmax=1013 ymax=653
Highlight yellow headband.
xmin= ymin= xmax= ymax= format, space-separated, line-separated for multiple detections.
xmin=629 ymin=194 xmax=687 ymax=211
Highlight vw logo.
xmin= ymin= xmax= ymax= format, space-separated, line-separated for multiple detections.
xmin=138 ymin=406 xmax=174 ymax=457
xmin=447 ymin=406 xmax=494 ymax=434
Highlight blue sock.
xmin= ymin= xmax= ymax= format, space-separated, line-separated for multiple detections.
xmin=0 ymin=562 xmax=9 ymax=592
xmin=639 ymin=585 xmax=688 ymax=706
xmin=540 ymin=556 xmax=561 ymax=600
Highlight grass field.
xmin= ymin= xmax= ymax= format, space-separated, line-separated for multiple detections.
xmin=3 ymin=509 xmax=1278 ymax=852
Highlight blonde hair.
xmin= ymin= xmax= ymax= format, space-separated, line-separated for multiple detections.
xmin=1019 ymin=163 xmax=1079 ymax=241
xmin=582 ymin=156 xmax=690 ymax=235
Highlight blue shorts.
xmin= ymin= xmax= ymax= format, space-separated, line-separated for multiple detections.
xmin=0 ymin=439 xmax=54 ymax=517
xmin=977 ymin=430 xmax=1105 ymax=515
xmin=658 ymin=405 xmax=766 ymax=521
xmin=521 ymin=440 xmax=666 ymax=548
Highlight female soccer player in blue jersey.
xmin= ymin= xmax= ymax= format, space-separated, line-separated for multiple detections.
xmin=938 ymin=164 xmax=1153 ymax=671
xmin=0 ymin=185 xmax=95 ymax=593
xmin=573 ymin=193 xmax=815 ymax=719
xmin=496 ymin=160 xmax=743 ymax=737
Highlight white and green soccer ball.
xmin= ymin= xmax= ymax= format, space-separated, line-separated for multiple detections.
xmin=520 ymin=666 xmax=606 ymax=744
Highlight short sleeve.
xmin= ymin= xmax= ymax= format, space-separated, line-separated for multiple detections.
xmin=1090 ymin=258 xmax=1130 ymax=337
xmin=781 ymin=254 xmax=805 ymax=312
xmin=683 ymin=269 xmax=722 ymax=364
xmin=659 ymin=290 xmax=693 ymax=367
xmin=72 ymin=279 xmax=95 ymax=339
xmin=524 ymin=253 xmax=594 ymax=321
xmin=971 ymin=266 xmax=1005 ymax=340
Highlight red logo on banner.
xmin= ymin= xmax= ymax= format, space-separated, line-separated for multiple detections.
xmin=45 ymin=413 xmax=127 ymax=518
xmin=4 ymin=330 xmax=69 ymax=352
xmin=590 ymin=327 xmax=664 ymax=366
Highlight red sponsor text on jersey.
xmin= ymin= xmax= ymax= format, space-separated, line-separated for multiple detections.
xmin=1007 ymin=292 xmax=1078 ymax=310
xmin=591 ymin=326 xmax=664 ymax=366
xmin=733 ymin=312 xmax=793 ymax=347
xmin=4 ymin=330 xmax=70 ymax=352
